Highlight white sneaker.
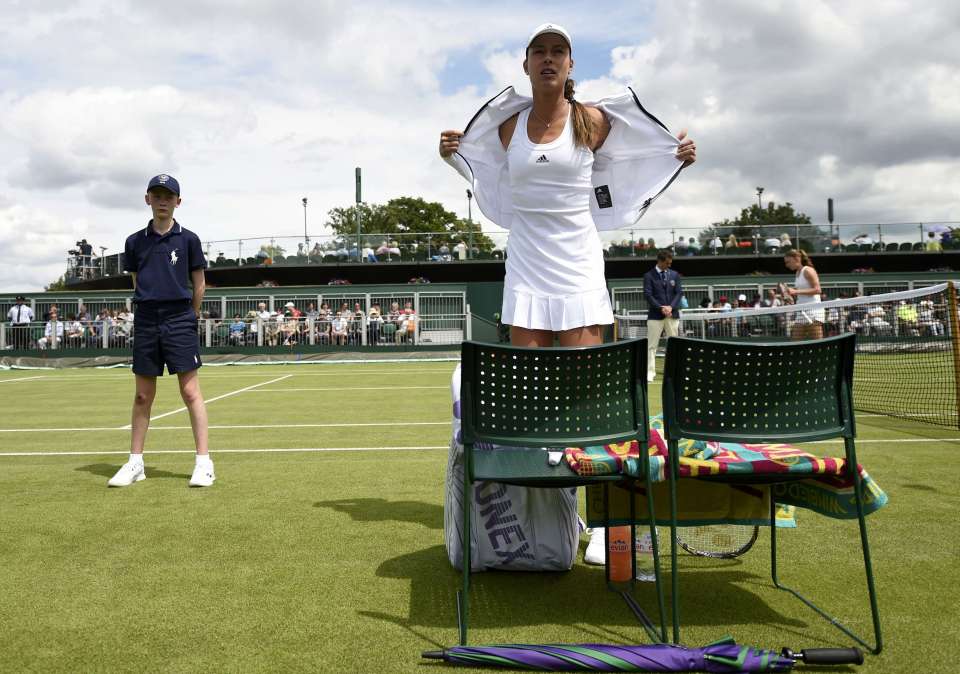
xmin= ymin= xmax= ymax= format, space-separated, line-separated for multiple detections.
xmin=584 ymin=528 xmax=606 ymax=565
xmin=189 ymin=462 xmax=216 ymax=487
xmin=107 ymin=461 xmax=145 ymax=487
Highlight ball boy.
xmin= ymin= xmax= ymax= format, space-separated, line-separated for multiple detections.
xmin=108 ymin=174 xmax=214 ymax=488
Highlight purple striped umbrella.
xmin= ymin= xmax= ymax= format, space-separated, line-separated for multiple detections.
xmin=422 ymin=637 xmax=863 ymax=671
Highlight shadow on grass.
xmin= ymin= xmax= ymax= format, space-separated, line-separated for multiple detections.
xmin=361 ymin=544 xmax=807 ymax=637
xmin=901 ymin=483 xmax=939 ymax=492
xmin=313 ymin=498 xmax=442 ymax=530
xmin=76 ymin=463 xmax=191 ymax=480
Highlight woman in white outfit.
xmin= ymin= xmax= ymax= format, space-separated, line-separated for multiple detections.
xmin=439 ymin=23 xmax=696 ymax=348
xmin=439 ymin=23 xmax=696 ymax=570
xmin=783 ymin=249 xmax=823 ymax=340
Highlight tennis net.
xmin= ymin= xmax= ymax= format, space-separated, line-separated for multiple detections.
xmin=616 ymin=282 xmax=960 ymax=428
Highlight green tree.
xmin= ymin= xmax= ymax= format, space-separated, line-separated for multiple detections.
xmin=701 ymin=201 xmax=830 ymax=252
xmin=45 ymin=275 xmax=67 ymax=291
xmin=323 ymin=196 xmax=495 ymax=255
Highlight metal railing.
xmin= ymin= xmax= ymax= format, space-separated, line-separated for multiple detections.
xmin=65 ymin=221 xmax=960 ymax=282
xmin=1 ymin=310 xmax=470 ymax=353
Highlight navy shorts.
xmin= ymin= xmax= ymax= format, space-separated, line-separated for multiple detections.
xmin=132 ymin=301 xmax=202 ymax=376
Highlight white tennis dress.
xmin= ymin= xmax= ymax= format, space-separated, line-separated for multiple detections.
xmin=795 ymin=266 xmax=824 ymax=323
xmin=501 ymin=108 xmax=614 ymax=331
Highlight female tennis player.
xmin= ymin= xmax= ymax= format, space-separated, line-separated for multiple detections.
xmin=439 ymin=23 xmax=695 ymax=348
xmin=440 ymin=23 xmax=696 ymax=569
xmin=782 ymin=249 xmax=824 ymax=340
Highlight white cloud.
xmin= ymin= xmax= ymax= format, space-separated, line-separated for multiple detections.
xmin=0 ymin=202 xmax=87 ymax=291
xmin=0 ymin=0 xmax=958 ymax=291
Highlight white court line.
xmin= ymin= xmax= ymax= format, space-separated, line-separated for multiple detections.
xmin=247 ymin=386 xmax=448 ymax=392
xmin=0 ymin=368 xmax=456 ymax=382
xmin=0 ymin=375 xmax=48 ymax=383
xmin=0 ymin=421 xmax=448 ymax=433
xmin=119 ymin=374 xmax=293 ymax=429
xmin=0 ymin=445 xmax=448 ymax=457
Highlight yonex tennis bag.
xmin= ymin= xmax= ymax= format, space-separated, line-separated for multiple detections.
xmin=445 ymin=364 xmax=579 ymax=572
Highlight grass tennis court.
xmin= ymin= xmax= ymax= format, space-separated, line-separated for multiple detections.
xmin=1 ymin=361 xmax=957 ymax=673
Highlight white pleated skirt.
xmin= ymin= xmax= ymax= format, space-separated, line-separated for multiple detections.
xmin=501 ymin=287 xmax=614 ymax=331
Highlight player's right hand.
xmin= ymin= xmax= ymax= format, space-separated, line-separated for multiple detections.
xmin=439 ymin=130 xmax=463 ymax=158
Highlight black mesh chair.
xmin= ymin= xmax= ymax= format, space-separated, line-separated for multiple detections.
xmin=457 ymin=339 xmax=665 ymax=644
xmin=661 ymin=334 xmax=881 ymax=653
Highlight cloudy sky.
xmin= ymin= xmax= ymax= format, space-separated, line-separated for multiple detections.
xmin=1 ymin=0 xmax=958 ymax=291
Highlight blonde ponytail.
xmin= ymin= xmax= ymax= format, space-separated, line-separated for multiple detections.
xmin=564 ymin=79 xmax=595 ymax=149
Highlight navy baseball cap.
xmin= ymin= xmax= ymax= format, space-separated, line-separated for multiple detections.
xmin=147 ymin=174 xmax=180 ymax=195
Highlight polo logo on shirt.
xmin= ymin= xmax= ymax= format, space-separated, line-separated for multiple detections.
xmin=170 ymin=250 xmax=179 ymax=265
xmin=535 ymin=154 xmax=549 ymax=164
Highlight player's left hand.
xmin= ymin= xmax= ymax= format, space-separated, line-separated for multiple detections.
xmin=677 ymin=129 xmax=696 ymax=167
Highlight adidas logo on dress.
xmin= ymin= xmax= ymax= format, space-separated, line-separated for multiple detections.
xmin=535 ymin=155 xmax=549 ymax=164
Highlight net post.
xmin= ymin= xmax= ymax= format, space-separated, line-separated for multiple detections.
xmin=948 ymin=281 xmax=960 ymax=429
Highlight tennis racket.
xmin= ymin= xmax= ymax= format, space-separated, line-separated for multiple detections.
xmin=676 ymin=525 xmax=759 ymax=559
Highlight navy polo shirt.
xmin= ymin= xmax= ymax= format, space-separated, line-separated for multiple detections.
xmin=123 ymin=220 xmax=206 ymax=303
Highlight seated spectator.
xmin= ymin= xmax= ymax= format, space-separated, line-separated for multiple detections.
xmin=265 ymin=310 xmax=282 ymax=346
xmin=725 ymin=234 xmax=738 ymax=251
xmin=315 ymin=302 xmax=332 ymax=344
xmin=918 ymin=300 xmax=944 ymax=336
xmin=37 ymin=308 xmax=64 ymax=350
xmin=362 ymin=246 xmax=377 ymax=263
xmin=717 ymin=295 xmax=732 ymax=311
xmin=396 ymin=302 xmax=417 ymax=343
xmin=699 ymin=297 xmax=711 ymax=309
xmin=331 ymin=310 xmax=349 ymax=345
xmin=764 ymin=234 xmax=780 ymax=252
xmin=780 ymin=232 xmax=792 ymax=248
xmin=229 ymin=314 xmax=247 ymax=345
xmin=925 ymin=232 xmax=942 ymax=252
xmin=687 ymin=237 xmax=700 ymax=254
xmin=454 ymin=240 xmax=468 ymax=260
xmin=867 ymin=305 xmax=892 ymax=335
xmin=350 ymin=302 xmax=365 ymax=344
xmin=368 ymin=303 xmax=384 ymax=344
xmin=674 ymin=237 xmax=689 ymax=255
xmin=65 ymin=314 xmax=85 ymax=348
xmin=896 ymin=301 xmax=920 ymax=336
xmin=215 ymin=252 xmax=226 ymax=264
xmin=309 ymin=242 xmax=323 ymax=260
xmin=438 ymin=243 xmax=451 ymax=262
xmin=382 ymin=301 xmax=402 ymax=342
xmin=762 ymin=288 xmax=782 ymax=308
xmin=280 ymin=309 xmax=299 ymax=346
xmin=709 ymin=234 xmax=722 ymax=255
xmin=305 ymin=302 xmax=319 ymax=321
xmin=114 ymin=308 xmax=134 ymax=346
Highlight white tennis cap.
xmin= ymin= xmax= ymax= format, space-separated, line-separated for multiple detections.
xmin=527 ymin=23 xmax=572 ymax=51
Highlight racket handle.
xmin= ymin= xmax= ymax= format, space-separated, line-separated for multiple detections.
xmin=799 ymin=648 xmax=864 ymax=665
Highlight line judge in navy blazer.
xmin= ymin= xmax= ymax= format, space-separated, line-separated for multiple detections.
xmin=643 ymin=249 xmax=682 ymax=382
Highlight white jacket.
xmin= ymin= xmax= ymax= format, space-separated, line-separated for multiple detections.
xmin=444 ymin=86 xmax=684 ymax=231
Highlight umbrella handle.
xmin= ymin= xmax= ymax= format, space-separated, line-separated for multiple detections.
xmin=782 ymin=647 xmax=864 ymax=665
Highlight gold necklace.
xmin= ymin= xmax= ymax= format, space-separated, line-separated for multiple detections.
xmin=530 ymin=102 xmax=568 ymax=128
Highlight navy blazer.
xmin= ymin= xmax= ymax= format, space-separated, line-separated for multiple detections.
xmin=643 ymin=266 xmax=683 ymax=320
